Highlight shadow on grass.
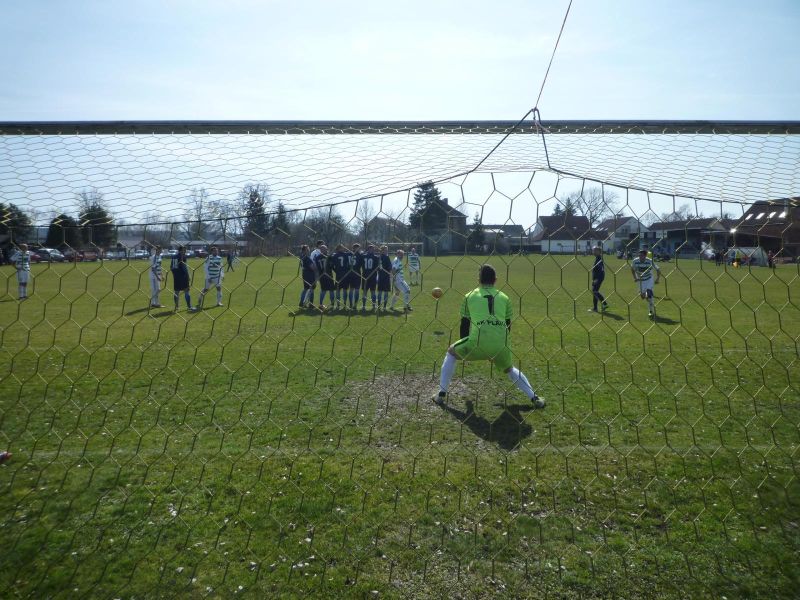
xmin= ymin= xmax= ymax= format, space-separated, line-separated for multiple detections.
xmin=653 ymin=314 xmax=680 ymax=325
xmin=439 ymin=399 xmax=535 ymax=451
xmin=125 ymin=306 xmax=177 ymax=318
xmin=289 ymin=307 xmax=405 ymax=318
xmin=599 ymin=311 xmax=626 ymax=321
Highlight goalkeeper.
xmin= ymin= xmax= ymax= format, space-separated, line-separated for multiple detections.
xmin=434 ymin=264 xmax=544 ymax=408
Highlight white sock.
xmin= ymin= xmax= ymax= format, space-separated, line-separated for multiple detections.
xmin=217 ymin=289 xmax=222 ymax=303
xmin=390 ymin=294 xmax=397 ymax=308
xmin=439 ymin=353 xmax=457 ymax=393
xmin=507 ymin=367 xmax=536 ymax=399
xmin=648 ymin=297 xmax=655 ymax=312
xmin=19 ymin=286 xmax=24 ymax=298
xmin=403 ymin=290 xmax=410 ymax=305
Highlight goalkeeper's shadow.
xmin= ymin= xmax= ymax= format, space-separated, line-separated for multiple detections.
xmin=438 ymin=399 xmax=534 ymax=451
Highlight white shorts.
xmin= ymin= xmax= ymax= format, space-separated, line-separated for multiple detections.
xmin=408 ymin=264 xmax=420 ymax=273
xmin=17 ymin=271 xmax=30 ymax=284
xmin=394 ymin=276 xmax=410 ymax=294
xmin=638 ymin=278 xmax=654 ymax=295
xmin=205 ymin=275 xmax=223 ymax=289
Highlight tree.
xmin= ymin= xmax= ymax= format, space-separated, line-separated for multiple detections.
xmin=183 ymin=188 xmax=221 ymax=240
xmin=45 ymin=214 xmax=81 ymax=248
xmin=238 ymin=184 xmax=271 ymax=241
xmin=658 ymin=203 xmax=702 ymax=223
xmin=0 ymin=202 xmax=33 ymax=246
xmin=552 ymin=197 xmax=577 ymax=217
xmin=409 ymin=181 xmax=449 ymax=231
xmin=565 ymin=187 xmax=620 ymax=227
xmin=467 ymin=212 xmax=485 ymax=251
xmin=302 ymin=207 xmax=351 ymax=247
xmin=271 ymin=202 xmax=291 ymax=235
xmin=77 ymin=189 xmax=116 ymax=248
xmin=357 ymin=199 xmax=377 ymax=242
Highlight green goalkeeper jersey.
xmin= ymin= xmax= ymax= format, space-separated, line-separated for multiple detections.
xmin=460 ymin=285 xmax=513 ymax=347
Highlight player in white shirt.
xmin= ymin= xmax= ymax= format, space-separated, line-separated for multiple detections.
xmin=196 ymin=246 xmax=224 ymax=309
xmin=13 ymin=243 xmax=32 ymax=300
xmin=407 ymin=247 xmax=421 ymax=285
xmin=389 ymin=249 xmax=412 ymax=312
xmin=631 ymin=248 xmax=661 ymax=319
xmin=149 ymin=245 xmax=164 ymax=308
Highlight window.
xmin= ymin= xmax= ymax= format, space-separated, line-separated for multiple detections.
xmin=768 ymin=212 xmax=776 ymax=219
xmin=779 ymin=211 xmax=787 ymax=218
xmin=745 ymin=214 xmax=753 ymax=220
xmin=756 ymin=212 xmax=765 ymax=219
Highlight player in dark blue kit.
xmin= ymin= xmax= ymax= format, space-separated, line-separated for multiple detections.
xmin=314 ymin=245 xmax=335 ymax=309
xmin=347 ymin=243 xmax=363 ymax=309
xmin=360 ymin=244 xmax=379 ymax=311
xmin=331 ymin=244 xmax=351 ymax=310
xmin=299 ymin=244 xmax=316 ymax=309
xmin=170 ymin=246 xmax=192 ymax=311
xmin=590 ymin=246 xmax=609 ymax=312
xmin=377 ymin=245 xmax=393 ymax=310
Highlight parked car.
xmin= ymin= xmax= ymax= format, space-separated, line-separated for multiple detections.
xmin=194 ymin=249 xmax=208 ymax=259
xmin=62 ymin=249 xmax=99 ymax=262
xmin=62 ymin=248 xmax=80 ymax=262
xmin=132 ymin=249 xmax=150 ymax=260
xmin=104 ymin=249 xmax=128 ymax=260
xmin=36 ymin=248 xmax=66 ymax=262
xmin=27 ymin=251 xmax=42 ymax=263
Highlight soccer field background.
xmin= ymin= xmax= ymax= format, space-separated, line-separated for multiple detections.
xmin=1 ymin=255 xmax=798 ymax=598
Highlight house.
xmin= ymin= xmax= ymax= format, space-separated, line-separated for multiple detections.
xmin=529 ymin=215 xmax=602 ymax=254
xmin=363 ymin=216 xmax=410 ymax=244
xmin=478 ymin=224 xmax=528 ymax=253
xmin=411 ymin=198 xmax=468 ymax=254
xmin=728 ymin=198 xmax=800 ymax=258
xmin=595 ymin=215 xmax=648 ymax=252
xmin=645 ymin=218 xmax=734 ymax=256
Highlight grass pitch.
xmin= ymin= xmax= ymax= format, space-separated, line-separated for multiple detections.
xmin=1 ymin=255 xmax=798 ymax=598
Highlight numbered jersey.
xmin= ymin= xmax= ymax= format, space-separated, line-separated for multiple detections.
xmin=362 ymin=252 xmax=379 ymax=278
xmin=460 ymin=286 xmax=513 ymax=346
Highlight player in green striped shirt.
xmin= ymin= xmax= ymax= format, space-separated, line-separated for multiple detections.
xmin=195 ymin=246 xmax=225 ymax=310
xmin=407 ymin=247 xmax=420 ymax=286
xmin=434 ymin=264 xmax=545 ymax=408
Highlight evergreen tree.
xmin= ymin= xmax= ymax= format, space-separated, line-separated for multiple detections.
xmin=244 ymin=186 xmax=270 ymax=239
xmin=77 ymin=189 xmax=116 ymax=247
xmin=272 ymin=202 xmax=290 ymax=234
xmin=0 ymin=202 xmax=33 ymax=246
xmin=45 ymin=213 xmax=81 ymax=248
xmin=467 ymin=212 xmax=485 ymax=252
xmin=409 ymin=181 xmax=449 ymax=231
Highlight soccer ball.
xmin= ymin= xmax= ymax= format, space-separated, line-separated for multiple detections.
xmin=431 ymin=287 xmax=443 ymax=299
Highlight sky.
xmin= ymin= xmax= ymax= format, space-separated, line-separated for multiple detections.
xmin=0 ymin=0 xmax=798 ymax=230
xmin=1 ymin=0 xmax=798 ymax=121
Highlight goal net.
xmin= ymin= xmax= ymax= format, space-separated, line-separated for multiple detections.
xmin=0 ymin=119 xmax=798 ymax=598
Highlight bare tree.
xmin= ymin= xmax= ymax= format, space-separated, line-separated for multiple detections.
xmin=561 ymin=186 xmax=620 ymax=227
xmin=183 ymin=188 xmax=221 ymax=240
xmin=658 ymin=203 xmax=703 ymax=223
xmin=356 ymin=199 xmax=377 ymax=243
